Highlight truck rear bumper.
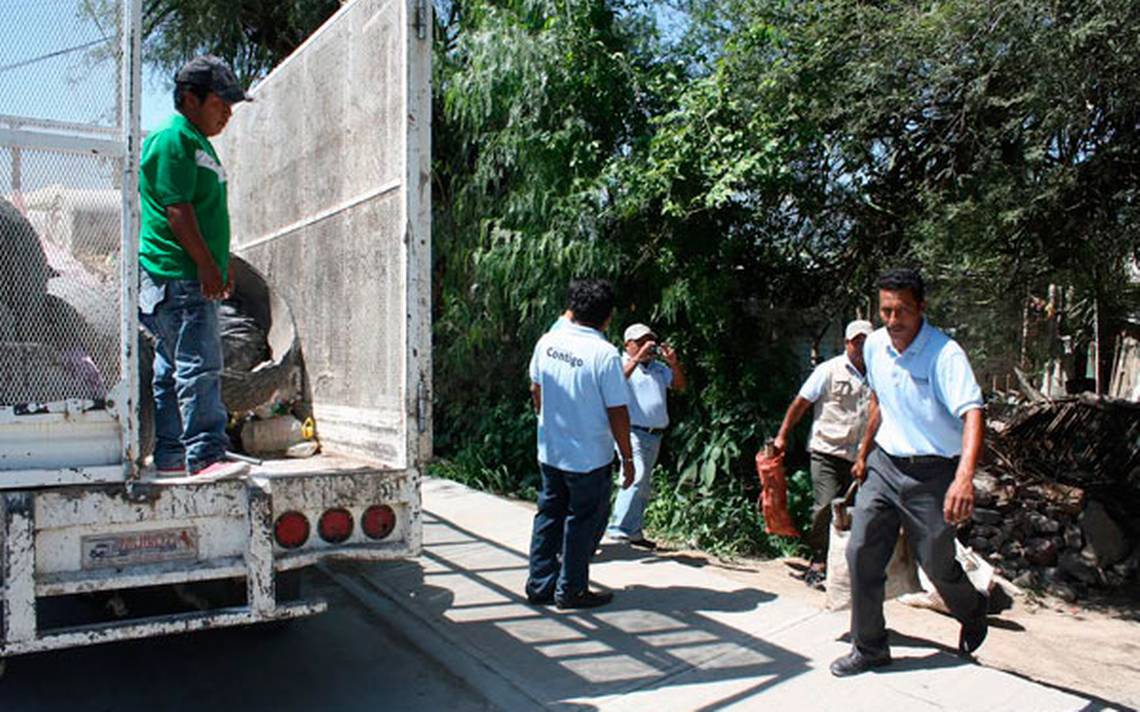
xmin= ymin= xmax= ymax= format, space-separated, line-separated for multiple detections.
xmin=1 ymin=460 xmax=419 ymax=658
xmin=0 ymin=600 xmax=326 ymax=657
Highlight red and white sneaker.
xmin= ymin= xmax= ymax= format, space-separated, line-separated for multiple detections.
xmin=156 ymin=466 xmax=188 ymax=478
xmin=190 ymin=461 xmax=250 ymax=481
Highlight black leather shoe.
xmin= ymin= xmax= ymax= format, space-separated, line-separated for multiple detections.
xmin=959 ymin=614 xmax=988 ymax=657
xmin=829 ymin=649 xmax=891 ymax=677
xmin=555 ymin=589 xmax=613 ymax=610
xmin=525 ymin=587 xmax=553 ymax=605
xmin=629 ymin=538 xmax=658 ymax=551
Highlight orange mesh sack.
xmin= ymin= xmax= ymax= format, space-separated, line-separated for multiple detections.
xmin=755 ymin=448 xmax=800 ymax=538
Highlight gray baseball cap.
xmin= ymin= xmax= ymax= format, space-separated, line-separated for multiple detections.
xmin=175 ymin=55 xmax=252 ymax=104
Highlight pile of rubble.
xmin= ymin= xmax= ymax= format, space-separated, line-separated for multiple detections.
xmin=965 ymin=396 xmax=1140 ymax=602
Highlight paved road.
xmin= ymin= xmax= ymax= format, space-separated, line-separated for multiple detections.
xmin=0 ymin=571 xmax=491 ymax=712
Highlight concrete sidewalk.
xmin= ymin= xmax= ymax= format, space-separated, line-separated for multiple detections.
xmin=334 ymin=479 xmax=1108 ymax=711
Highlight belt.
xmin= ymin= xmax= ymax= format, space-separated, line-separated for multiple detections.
xmin=885 ymin=452 xmax=957 ymax=466
xmin=631 ymin=425 xmax=666 ymax=436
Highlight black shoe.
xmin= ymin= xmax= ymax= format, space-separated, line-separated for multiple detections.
xmin=959 ymin=614 xmax=988 ymax=657
xmin=629 ymin=537 xmax=658 ymax=551
xmin=525 ymin=587 xmax=553 ymax=605
xmin=803 ymin=567 xmax=826 ymax=590
xmin=829 ymin=649 xmax=891 ymax=677
xmin=555 ymin=589 xmax=613 ymax=610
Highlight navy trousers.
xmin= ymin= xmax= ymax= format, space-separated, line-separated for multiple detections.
xmin=527 ymin=462 xmax=611 ymax=602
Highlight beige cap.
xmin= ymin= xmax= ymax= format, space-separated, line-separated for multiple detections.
xmin=623 ymin=323 xmax=656 ymax=342
xmin=845 ymin=319 xmax=873 ymax=341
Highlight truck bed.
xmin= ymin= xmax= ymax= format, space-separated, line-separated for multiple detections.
xmin=140 ymin=451 xmax=401 ymax=485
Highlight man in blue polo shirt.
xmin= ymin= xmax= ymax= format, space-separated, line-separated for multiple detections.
xmin=605 ymin=323 xmax=686 ymax=549
xmin=526 ymin=279 xmax=635 ymax=609
xmin=831 ymin=268 xmax=988 ymax=677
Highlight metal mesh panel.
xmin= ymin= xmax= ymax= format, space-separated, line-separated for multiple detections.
xmin=0 ymin=145 xmax=123 ymax=405
xmin=0 ymin=1 xmax=126 ymax=407
xmin=0 ymin=0 xmax=124 ymax=127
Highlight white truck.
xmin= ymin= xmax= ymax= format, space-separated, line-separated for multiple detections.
xmin=0 ymin=0 xmax=431 ymax=664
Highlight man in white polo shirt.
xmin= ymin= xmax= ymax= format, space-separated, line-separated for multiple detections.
xmin=605 ymin=323 xmax=687 ymax=549
xmin=774 ymin=319 xmax=873 ymax=582
xmin=831 ymin=268 xmax=988 ymax=677
xmin=526 ymin=279 xmax=635 ymax=609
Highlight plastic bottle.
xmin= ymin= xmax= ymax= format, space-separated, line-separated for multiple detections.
xmin=241 ymin=416 xmax=315 ymax=456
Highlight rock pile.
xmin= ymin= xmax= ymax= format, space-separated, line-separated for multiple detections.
xmin=966 ymin=396 xmax=1140 ymax=602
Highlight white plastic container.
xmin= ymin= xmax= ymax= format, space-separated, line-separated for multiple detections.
xmin=242 ymin=416 xmax=315 ymax=456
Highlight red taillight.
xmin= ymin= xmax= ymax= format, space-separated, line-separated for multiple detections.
xmin=362 ymin=505 xmax=396 ymax=540
xmin=274 ymin=511 xmax=309 ymax=549
xmin=318 ymin=508 xmax=354 ymax=544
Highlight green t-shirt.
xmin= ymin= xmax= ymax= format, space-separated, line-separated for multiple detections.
xmin=138 ymin=114 xmax=231 ymax=282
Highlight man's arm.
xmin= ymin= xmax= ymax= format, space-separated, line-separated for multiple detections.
xmin=851 ymin=391 xmax=881 ymax=482
xmin=662 ymin=345 xmax=686 ymax=391
xmin=773 ymin=396 xmax=812 ymax=455
xmin=165 ymin=203 xmax=227 ymax=299
xmin=607 ymin=405 xmax=635 ymax=489
xmin=943 ymin=408 xmax=984 ymax=524
xmin=530 ymin=383 xmax=541 ymax=414
xmin=622 ymin=358 xmax=639 ymax=379
xmin=623 ymin=341 xmax=655 ymax=378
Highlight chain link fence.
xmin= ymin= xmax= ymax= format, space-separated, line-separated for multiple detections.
xmin=0 ymin=0 xmax=126 ymax=406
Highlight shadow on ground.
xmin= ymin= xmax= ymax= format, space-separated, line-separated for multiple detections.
xmin=348 ymin=512 xmax=818 ymax=710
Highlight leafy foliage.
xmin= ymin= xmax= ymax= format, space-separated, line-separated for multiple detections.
xmin=99 ymin=0 xmax=343 ymax=87
xmin=433 ymin=0 xmax=1140 ymax=556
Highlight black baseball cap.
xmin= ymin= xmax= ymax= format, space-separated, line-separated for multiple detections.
xmin=175 ymin=55 xmax=252 ymax=104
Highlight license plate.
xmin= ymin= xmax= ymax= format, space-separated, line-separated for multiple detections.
xmin=81 ymin=527 xmax=199 ymax=569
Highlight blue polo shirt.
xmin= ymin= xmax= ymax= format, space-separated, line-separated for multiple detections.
xmin=864 ymin=321 xmax=983 ymax=458
xmin=623 ymin=355 xmax=673 ymax=429
xmin=530 ymin=323 xmax=629 ymax=472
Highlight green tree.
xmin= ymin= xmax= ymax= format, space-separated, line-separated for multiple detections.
xmin=431 ymin=0 xmax=659 ymax=483
xmin=84 ymin=0 xmax=342 ymax=86
xmin=435 ymin=0 xmax=1140 ymax=555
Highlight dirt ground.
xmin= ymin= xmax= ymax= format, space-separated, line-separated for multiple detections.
xmin=655 ymin=547 xmax=1140 ymax=710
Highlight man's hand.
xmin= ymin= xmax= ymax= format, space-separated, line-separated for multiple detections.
xmin=851 ymin=456 xmax=868 ymax=483
xmin=634 ymin=340 xmax=657 ymax=363
xmin=660 ymin=343 xmax=679 ymax=367
xmin=621 ymin=458 xmax=635 ymax=489
xmin=198 ymin=262 xmax=226 ymax=300
xmin=943 ymin=475 xmax=974 ymax=525
xmin=772 ymin=432 xmax=787 ymax=455
xmin=947 ymin=408 xmax=983 ymax=525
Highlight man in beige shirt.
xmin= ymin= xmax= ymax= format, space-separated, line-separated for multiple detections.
xmin=774 ymin=320 xmax=873 ymax=582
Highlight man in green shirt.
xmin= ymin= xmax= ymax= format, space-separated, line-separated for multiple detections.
xmin=138 ymin=55 xmax=251 ymax=480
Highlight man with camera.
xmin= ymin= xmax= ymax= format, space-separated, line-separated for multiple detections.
xmin=604 ymin=323 xmax=687 ymax=550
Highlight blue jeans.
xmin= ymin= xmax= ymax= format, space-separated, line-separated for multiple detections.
xmin=527 ymin=462 xmax=611 ymax=602
xmin=139 ymin=271 xmax=228 ymax=473
xmin=606 ymin=430 xmax=662 ymax=540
